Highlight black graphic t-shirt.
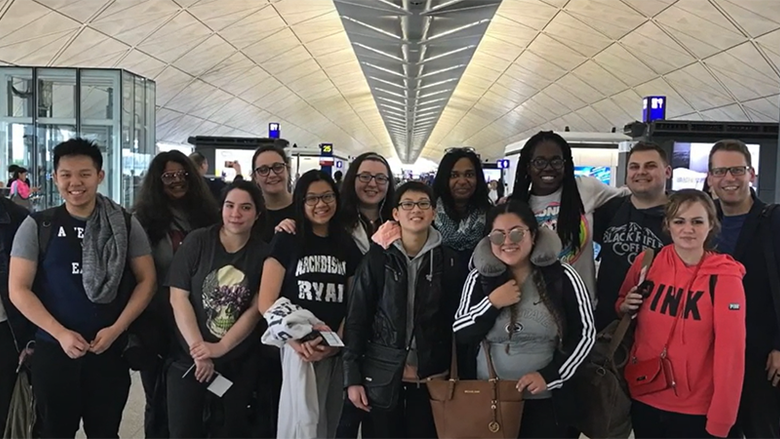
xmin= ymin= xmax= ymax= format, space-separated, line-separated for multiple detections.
xmin=269 ymin=231 xmax=361 ymax=330
xmin=167 ymin=225 xmax=269 ymax=360
xmin=594 ymin=196 xmax=670 ymax=331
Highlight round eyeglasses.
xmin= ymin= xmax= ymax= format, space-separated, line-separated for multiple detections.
xmin=488 ymin=228 xmax=528 ymax=245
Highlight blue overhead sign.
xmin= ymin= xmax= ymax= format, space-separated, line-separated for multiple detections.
xmin=269 ymin=122 xmax=280 ymax=139
xmin=497 ymin=159 xmax=510 ymax=169
xmin=642 ymin=96 xmax=666 ymax=123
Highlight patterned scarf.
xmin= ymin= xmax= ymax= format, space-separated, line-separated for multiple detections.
xmin=434 ymin=203 xmax=486 ymax=252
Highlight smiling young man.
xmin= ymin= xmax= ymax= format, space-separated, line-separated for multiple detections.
xmin=707 ymin=139 xmax=780 ymax=439
xmin=343 ymin=182 xmax=465 ymax=438
xmin=8 ymin=138 xmax=156 ymax=438
xmin=592 ymin=142 xmax=673 ymax=331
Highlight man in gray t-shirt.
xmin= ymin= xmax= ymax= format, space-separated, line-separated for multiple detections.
xmin=8 ymin=138 xmax=156 ymax=438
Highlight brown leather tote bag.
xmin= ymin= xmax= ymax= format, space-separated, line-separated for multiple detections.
xmin=427 ymin=340 xmax=524 ymax=439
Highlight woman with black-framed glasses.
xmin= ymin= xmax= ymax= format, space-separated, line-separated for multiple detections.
xmin=511 ymin=131 xmax=628 ymax=307
xmin=259 ymin=170 xmax=362 ymax=438
xmin=251 ymin=143 xmax=295 ymax=243
xmin=132 ymin=150 xmax=220 ymax=438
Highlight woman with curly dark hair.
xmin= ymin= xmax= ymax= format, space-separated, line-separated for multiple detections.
xmin=132 ymin=150 xmax=220 ymax=438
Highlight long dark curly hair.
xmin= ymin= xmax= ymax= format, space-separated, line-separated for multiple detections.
xmin=340 ymin=152 xmax=395 ymax=232
xmin=133 ymin=150 xmax=220 ymax=245
xmin=511 ymin=131 xmax=585 ymax=253
xmin=486 ymin=201 xmax=564 ymax=347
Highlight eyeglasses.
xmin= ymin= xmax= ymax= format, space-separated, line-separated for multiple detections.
xmin=254 ymin=163 xmax=287 ymax=176
xmin=161 ymin=171 xmax=188 ymax=184
xmin=488 ymin=227 xmax=528 ymax=245
xmin=710 ymin=166 xmax=749 ymax=177
xmin=450 ymin=170 xmax=476 ymax=180
xmin=397 ymin=200 xmax=432 ymax=210
xmin=304 ymin=192 xmax=336 ymax=206
xmin=530 ymin=157 xmax=565 ymax=170
xmin=357 ymin=173 xmax=389 ymax=185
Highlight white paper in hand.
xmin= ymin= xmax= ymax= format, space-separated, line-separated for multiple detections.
xmin=320 ymin=331 xmax=344 ymax=347
xmin=207 ymin=373 xmax=233 ymax=398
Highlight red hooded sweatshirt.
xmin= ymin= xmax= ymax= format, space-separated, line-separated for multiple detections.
xmin=616 ymin=245 xmax=746 ymax=437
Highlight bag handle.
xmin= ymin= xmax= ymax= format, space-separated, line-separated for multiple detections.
xmin=482 ymin=340 xmax=499 ymax=380
xmin=446 ymin=338 xmax=499 ymax=380
xmin=608 ymin=248 xmax=655 ymax=360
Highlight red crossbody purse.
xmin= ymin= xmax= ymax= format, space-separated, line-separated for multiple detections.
xmin=625 ymin=257 xmax=704 ymax=397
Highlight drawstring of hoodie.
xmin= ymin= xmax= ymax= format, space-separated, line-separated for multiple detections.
xmin=426 ymin=248 xmax=433 ymax=282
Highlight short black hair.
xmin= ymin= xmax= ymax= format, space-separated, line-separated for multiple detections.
xmin=53 ymin=138 xmax=103 ymax=171
xmin=394 ymin=181 xmax=435 ymax=207
xmin=628 ymin=141 xmax=668 ymax=164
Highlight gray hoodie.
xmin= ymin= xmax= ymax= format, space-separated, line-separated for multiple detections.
xmin=391 ymin=226 xmax=442 ymax=367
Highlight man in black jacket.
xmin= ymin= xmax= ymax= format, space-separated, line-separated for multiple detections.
xmin=708 ymin=139 xmax=780 ymax=438
xmin=342 ymin=181 xmax=466 ymax=439
xmin=0 ymin=196 xmax=31 ymax=435
xmin=593 ymin=142 xmax=671 ymax=331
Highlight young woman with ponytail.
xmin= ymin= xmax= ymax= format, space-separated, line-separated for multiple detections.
xmin=453 ymin=200 xmax=595 ymax=438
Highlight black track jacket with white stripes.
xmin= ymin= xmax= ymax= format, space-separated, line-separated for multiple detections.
xmin=453 ymin=261 xmax=595 ymax=391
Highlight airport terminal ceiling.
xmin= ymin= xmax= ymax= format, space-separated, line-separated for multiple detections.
xmin=0 ymin=0 xmax=778 ymax=164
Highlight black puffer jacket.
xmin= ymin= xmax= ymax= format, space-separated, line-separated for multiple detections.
xmin=343 ymin=238 xmax=466 ymax=391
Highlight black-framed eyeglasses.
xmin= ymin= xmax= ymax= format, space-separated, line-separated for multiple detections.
xmin=488 ymin=227 xmax=529 ymax=246
xmin=254 ymin=163 xmax=287 ymax=176
xmin=530 ymin=157 xmax=565 ymax=170
xmin=357 ymin=173 xmax=389 ymax=185
xmin=710 ymin=166 xmax=749 ymax=177
xmin=397 ymin=200 xmax=432 ymax=211
xmin=304 ymin=192 xmax=336 ymax=206
xmin=161 ymin=170 xmax=188 ymax=184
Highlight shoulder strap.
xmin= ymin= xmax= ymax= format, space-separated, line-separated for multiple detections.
xmin=709 ymin=274 xmax=718 ymax=302
xmin=35 ymin=206 xmax=65 ymax=262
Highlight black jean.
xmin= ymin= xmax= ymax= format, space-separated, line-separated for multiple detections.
xmin=140 ymin=357 xmax=170 ymax=438
xmin=32 ymin=338 xmax=130 ymax=439
xmin=518 ymin=398 xmax=567 ymax=439
xmin=731 ymin=354 xmax=780 ymax=438
xmin=0 ymin=322 xmax=18 ymax=436
xmin=335 ymin=399 xmax=372 ymax=439
xmin=632 ymin=399 xmax=717 ymax=439
xmin=366 ymin=383 xmax=438 ymax=439
xmin=167 ymin=350 xmax=260 ymax=438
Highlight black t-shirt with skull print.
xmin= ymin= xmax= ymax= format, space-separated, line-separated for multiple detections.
xmin=166 ymin=224 xmax=269 ymax=361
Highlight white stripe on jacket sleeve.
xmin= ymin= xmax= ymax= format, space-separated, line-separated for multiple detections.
xmin=546 ymin=263 xmax=596 ymax=390
xmin=453 ymin=269 xmax=494 ymax=332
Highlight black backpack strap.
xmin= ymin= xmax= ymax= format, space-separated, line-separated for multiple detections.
xmin=34 ymin=205 xmax=67 ymax=262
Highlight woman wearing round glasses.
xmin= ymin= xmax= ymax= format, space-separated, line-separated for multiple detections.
xmin=454 ymin=200 xmax=594 ymax=438
xmin=133 ymin=150 xmax=220 ymax=437
xmin=259 ymin=170 xmax=362 ymax=438
xmin=511 ymin=131 xmax=628 ymax=305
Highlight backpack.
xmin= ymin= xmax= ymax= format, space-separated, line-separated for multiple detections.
xmin=33 ymin=205 xmax=157 ymax=371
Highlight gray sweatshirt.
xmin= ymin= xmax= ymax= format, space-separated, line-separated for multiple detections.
xmin=391 ymin=227 xmax=442 ymax=367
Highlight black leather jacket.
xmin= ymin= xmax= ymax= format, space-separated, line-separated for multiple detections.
xmin=0 ymin=197 xmax=32 ymax=353
xmin=343 ymin=242 xmax=466 ymax=389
